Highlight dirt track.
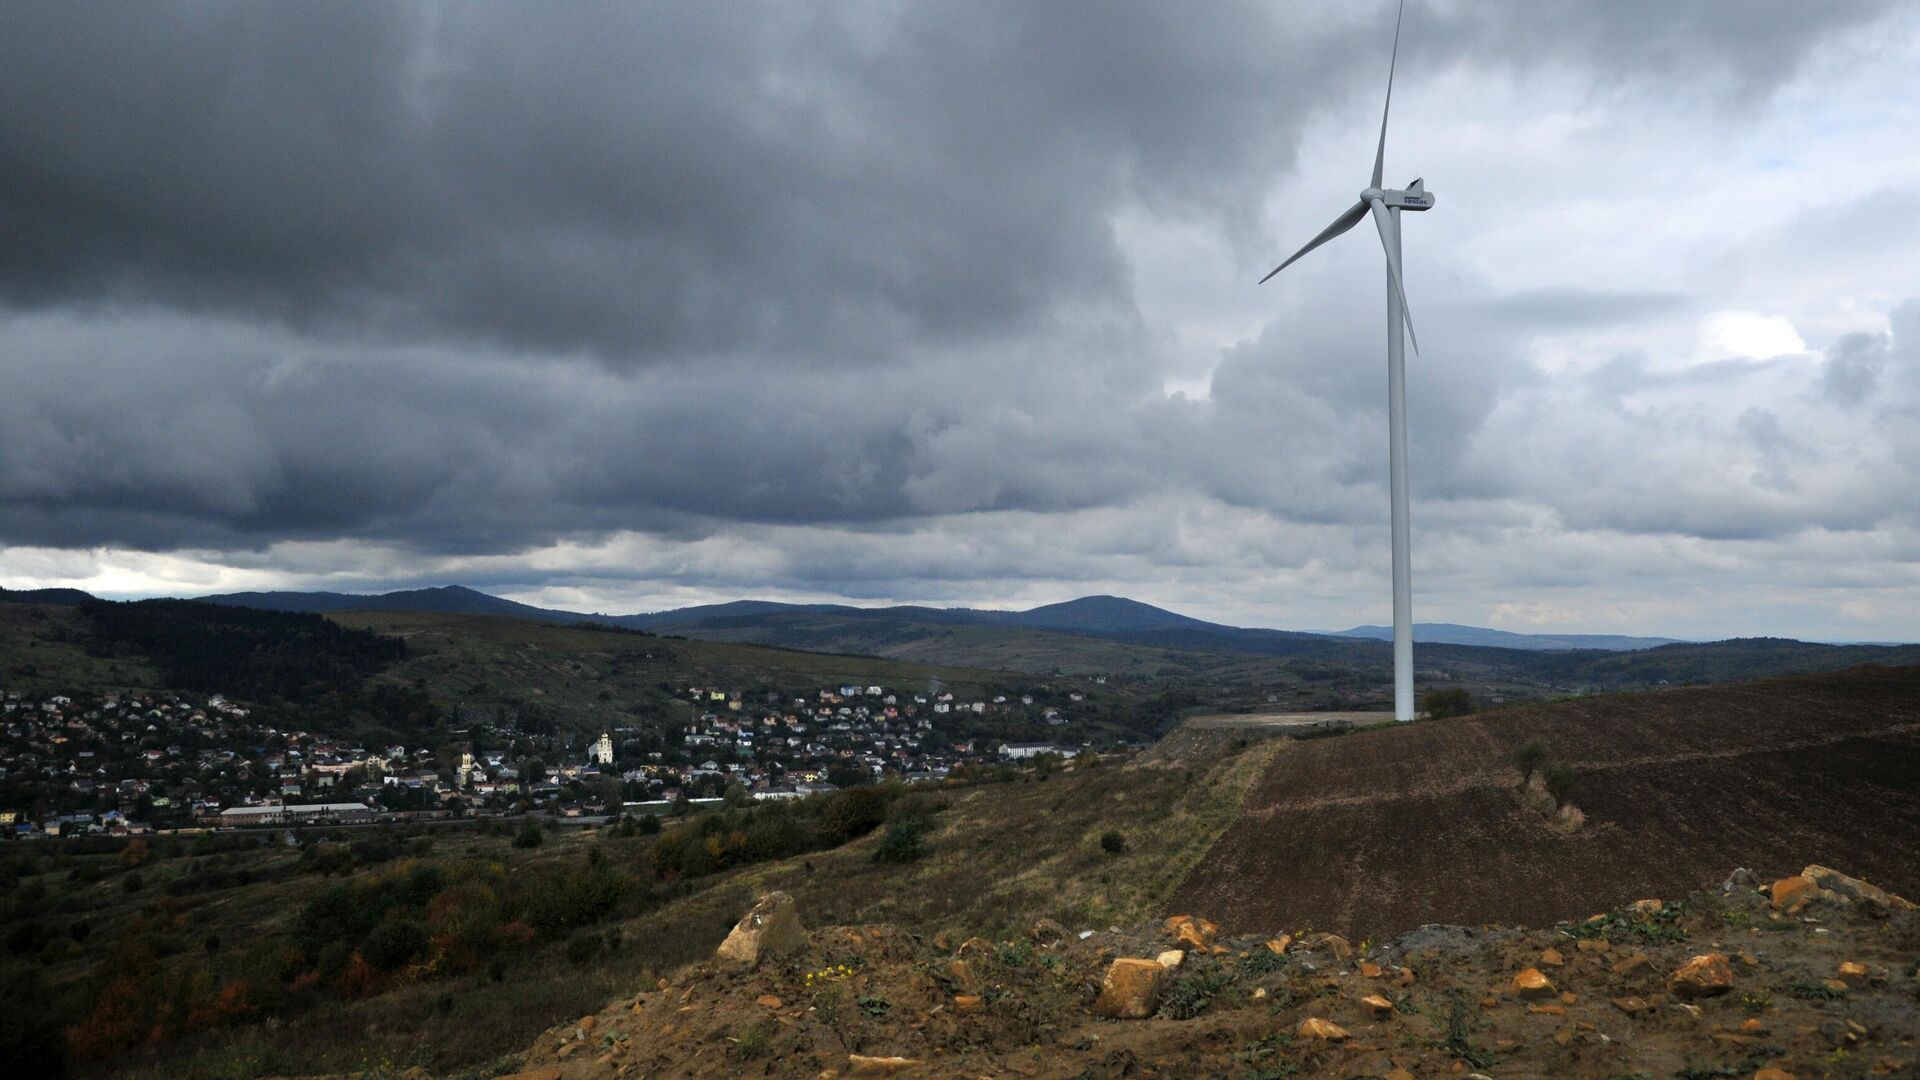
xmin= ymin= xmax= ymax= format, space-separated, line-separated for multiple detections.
xmin=1168 ymin=664 xmax=1920 ymax=939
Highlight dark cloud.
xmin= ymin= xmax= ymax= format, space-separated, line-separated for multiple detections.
xmin=0 ymin=2 xmax=1915 ymax=638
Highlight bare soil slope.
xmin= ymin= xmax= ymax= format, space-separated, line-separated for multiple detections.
xmin=1170 ymin=665 xmax=1920 ymax=940
xmin=506 ymin=875 xmax=1920 ymax=1079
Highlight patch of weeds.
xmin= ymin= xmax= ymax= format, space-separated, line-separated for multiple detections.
xmin=1262 ymin=985 xmax=1302 ymax=1011
xmin=856 ymin=995 xmax=892 ymax=1019
xmin=733 ymin=1020 xmax=773 ymax=1059
xmin=1437 ymin=992 xmax=1497 ymax=1070
xmin=993 ymin=940 xmax=1033 ymax=968
xmin=1605 ymin=1073 xmax=1651 ymax=1080
xmin=1384 ymin=989 xmax=1417 ymax=1015
xmin=1161 ymin=968 xmax=1239 ymax=1020
xmin=1739 ymin=990 xmax=1772 ymax=1012
xmin=1720 ymin=909 xmax=1754 ymax=930
xmin=1240 ymin=948 xmax=1289 ymax=976
xmin=1236 ymin=1033 xmax=1298 ymax=1080
xmin=1785 ymin=980 xmax=1846 ymax=1001
xmin=1038 ymin=954 xmax=1063 ymax=973
xmin=811 ymin=983 xmax=845 ymax=1027
xmin=1674 ymin=1063 xmax=1740 ymax=1080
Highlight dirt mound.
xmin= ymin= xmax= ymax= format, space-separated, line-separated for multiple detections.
xmin=1170 ymin=664 xmax=1920 ymax=940
xmin=501 ymin=874 xmax=1920 ymax=1079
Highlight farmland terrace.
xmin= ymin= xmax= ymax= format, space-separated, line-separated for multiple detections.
xmin=1170 ymin=663 xmax=1920 ymax=940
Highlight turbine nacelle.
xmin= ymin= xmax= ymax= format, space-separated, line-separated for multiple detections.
xmin=1376 ymin=184 xmax=1434 ymax=211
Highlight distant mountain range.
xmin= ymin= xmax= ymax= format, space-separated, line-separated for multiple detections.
xmin=179 ymin=586 xmax=1678 ymax=651
xmin=9 ymin=583 xmax=1919 ymax=697
xmin=1329 ymin=622 xmax=1682 ymax=652
xmin=0 ymin=582 xmax=1715 ymax=652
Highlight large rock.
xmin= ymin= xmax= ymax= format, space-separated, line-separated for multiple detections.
xmin=1509 ymin=968 xmax=1556 ymax=1000
xmin=1093 ymin=958 xmax=1169 ymax=1018
xmin=1802 ymin=865 xmax=1917 ymax=911
xmin=1667 ymin=953 xmax=1734 ymax=998
xmin=1165 ymin=914 xmax=1218 ymax=949
xmin=1770 ymin=875 xmax=1819 ymax=912
xmin=714 ymin=891 xmax=808 ymax=969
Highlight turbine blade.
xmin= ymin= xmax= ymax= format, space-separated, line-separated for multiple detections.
xmin=1258 ymin=199 xmax=1368 ymax=284
xmin=1368 ymin=197 xmax=1420 ymax=354
xmin=1371 ymin=0 xmax=1407 ymax=190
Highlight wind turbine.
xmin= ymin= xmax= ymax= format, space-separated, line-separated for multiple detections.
xmin=1260 ymin=0 xmax=1431 ymax=722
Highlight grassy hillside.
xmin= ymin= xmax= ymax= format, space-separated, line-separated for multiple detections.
xmin=0 ymin=603 xmax=160 ymax=695
xmin=330 ymin=610 xmax=1162 ymax=739
xmin=1172 ymin=663 xmax=1920 ymax=940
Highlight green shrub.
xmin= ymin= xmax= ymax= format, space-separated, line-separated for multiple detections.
xmin=1511 ymin=739 xmax=1547 ymax=779
xmin=513 ymin=823 xmax=544 ymax=849
xmin=361 ymin=919 xmax=429 ymax=971
xmin=1542 ymin=764 xmax=1578 ymax=805
xmin=1099 ymin=830 xmax=1127 ymax=855
xmin=871 ymin=818 xmax=927 ymax=864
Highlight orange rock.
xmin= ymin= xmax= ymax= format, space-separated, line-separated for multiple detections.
xmin=1393 ymin=966 xmax=1416 ymax=988
xmin=1359 ymin=961 xmax=1384 ymax=978
xmin=1210 ymin=945 xmax=1231 ymax=955
xmin=847 ymin=1054 xmax=926 ymax=1076
xmin=1527 ymin=1003 xmax=1566 ymax=1016
xmin=1265 ymin=934 xmax=1293 ymax=955
xmin=1612 ymin=995 xmax=1651 ymax=1014
xmin=1360 ymin=993 xmax=1394 ymax=1015
xmin=1296 ymin=1017 xmax=1351 ymax=1041
xmin=1386 ymin=1069 xmax=1415 ymax=1080
xmin=952 ymin=994 xmax=984 ymax=1015
xmin=1093 ymin=958 xmax=1169 ymax=1019
xmin=1668 ymin=954 xmax=1734 ymax=999
xmin=1611 ymin=952 xmax=1651 ymax=976
xmin=1156 ymin=949 xmax=1185 ymax=969
xmin=1575 ymin=938 xmax=1611 ymax=953
xmin=1509 ymin=968 xmax=1556 ymax=999
xmin=1628 ymin=899 xmax=1664 ymax=919
xmin=1770 ymin=876 xmax=1818 ymax=912
xmin=1823 ymin=978 xmax=1850 ymax=993
xmin=1165 ymin=914 xmax=1219 ymax=949
xmin=1752 ymin=1069 xmax=1796 ymax=1080
xmin=756 ymin=994 xmax=783 ymax=1008
xmin=1559 ymin=992 xmax=1578 ymax=1005
xmin=1739 ymin=953 xmax=1760 ymax=967
xmin=1740 ymin=1018 xmax=1767 ymax=1033
xmin=1539 ymin=948 xmax=1565 ymax=967
xmin=1836 ymin=961 xmax=1868 ymax=986
xmin=944 ymin=959 xmax=979 ymax=992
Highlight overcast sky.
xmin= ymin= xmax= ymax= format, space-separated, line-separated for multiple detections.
xmin=4 ymin=1 xmax=1919 ymax=640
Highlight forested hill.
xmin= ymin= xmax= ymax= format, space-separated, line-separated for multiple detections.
xmin=77 ymin=598 xmax=440 ymax=740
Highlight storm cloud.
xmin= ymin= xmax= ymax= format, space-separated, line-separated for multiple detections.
xmin=2 ymin=1 xmax=1917 ymax=640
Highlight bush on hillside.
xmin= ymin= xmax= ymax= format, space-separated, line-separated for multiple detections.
xmin=872 ymin=818 xmax=928 ymax=864
xmin=1421 ymin=687 xmax=1474 ymax=719
xmin=1511 ymin=738 xmax=1548 ymax=779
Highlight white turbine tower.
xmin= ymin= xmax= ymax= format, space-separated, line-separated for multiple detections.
xmin=1260 ymin=0 xmax=1431 ymax=722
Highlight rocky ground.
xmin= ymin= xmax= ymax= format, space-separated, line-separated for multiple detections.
xmin=484 ymin=865 xmax=1920 ymax=1080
